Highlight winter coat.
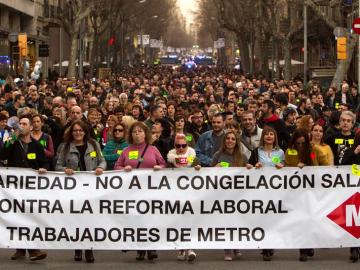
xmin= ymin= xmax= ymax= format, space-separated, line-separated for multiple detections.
xmin=55 ymin=141 xmax=106 ymax=171
xmin=102 ymin=138 xmax=129 ymax=170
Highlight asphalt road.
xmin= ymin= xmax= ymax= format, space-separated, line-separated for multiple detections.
xmin=0 ymin=248 xmax=359 ymax=270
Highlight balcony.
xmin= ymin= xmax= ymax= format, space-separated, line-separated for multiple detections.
xmin=40 ymin=3 xmax=61 ymax=26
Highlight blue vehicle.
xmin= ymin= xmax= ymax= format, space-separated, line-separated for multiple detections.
xmin=160 ymin=55 xmax=181 ymax=67
xmin=194 ymin=55 xmax=214 ymax=67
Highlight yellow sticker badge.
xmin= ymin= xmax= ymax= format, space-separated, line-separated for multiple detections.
xmin=348 ymin=139 xmax=354 ymax=145
xmin=335 ymin=138 xmax=344 ymax=144
xmin=90 ymin=151 xmax=97 ymax=158
xmin=187 ymin=156 xmax=194 ymax=164
xmin=287 ymin=149 xmax=298 ymax=156
xmin=27 ymin=153 xmax=36 ymax=160
xmin=117 ymin=150 xmax=123 ymax=155
xmin=351 ymin=164 xmax=360 ymax=176
xmin=129 ymin=151 xmax=139 ymax=160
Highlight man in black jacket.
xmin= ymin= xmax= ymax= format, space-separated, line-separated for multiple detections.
xmin=259 ymin=100 xmax=290 ymax=151
xmin=1 ymin=115 xmax=48 ymax=261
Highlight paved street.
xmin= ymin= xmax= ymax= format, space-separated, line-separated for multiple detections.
xmin=0 ymin=248 xmax=358 ymax=270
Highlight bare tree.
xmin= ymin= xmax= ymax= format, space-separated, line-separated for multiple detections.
xmin=59 ymin=0 xmax=97 ymax=78
xmin=304 ymin=0 xmax=357 ymax=88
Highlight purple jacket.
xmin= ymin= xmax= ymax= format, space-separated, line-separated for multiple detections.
xmin=114 ymin=142 xmax=166 ymax=169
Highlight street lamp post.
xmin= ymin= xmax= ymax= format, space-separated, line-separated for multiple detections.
xmin=304 ymin=4 xmax=308 ymax=86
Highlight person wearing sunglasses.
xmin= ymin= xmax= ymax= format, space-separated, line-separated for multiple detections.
xmin=102 ymin=122 xmax=128 ymax=170
xmin=284 ymin=128 xmax=327 ymax=262
xmin=167 ymin=133 xmax=200 ymax=262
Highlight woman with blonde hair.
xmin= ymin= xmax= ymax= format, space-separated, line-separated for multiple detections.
xmin=167 ymin=133 xmax=200 ymax=262
xmin=121 ymin=115 xmax=136 ymax=130
xmin=246 ymin=126 xmax=284 ymax=261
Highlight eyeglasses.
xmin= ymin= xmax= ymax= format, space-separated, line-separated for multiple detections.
xmin=73 ymin=129 xmax=84 ymax=133
xmin=114 ymin=129 xmax=124 ymax=132
xmin=175 ymin=144 xmax=187 ymax=149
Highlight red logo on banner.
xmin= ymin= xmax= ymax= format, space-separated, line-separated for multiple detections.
xmin=327 ymin=192 xmax=360 ymax=239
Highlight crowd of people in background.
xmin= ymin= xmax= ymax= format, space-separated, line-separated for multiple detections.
xmin=0 ymin=66 xmax=359 ymax=263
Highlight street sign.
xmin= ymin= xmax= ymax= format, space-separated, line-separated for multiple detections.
xmin=333 ymin=27 xmax=346 ymax=37
xmin=38 ymin=44 xmax=49 ymax=57
xmin=352 ymin=18 xmax=360 ymax=34
xmin=8 ymin=32 xmax=18 ymax=43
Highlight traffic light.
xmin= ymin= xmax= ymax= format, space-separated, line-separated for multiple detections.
xmin=337 ymin=37 xmax=347 ymax=60
xmin=38 ymin=44 xmax=49 ymax=57
xmin=18 ymin=33 xmax=27 ymax=58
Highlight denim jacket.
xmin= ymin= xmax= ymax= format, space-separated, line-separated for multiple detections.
xmin=195 ymin=130 xmax=222 ymax=167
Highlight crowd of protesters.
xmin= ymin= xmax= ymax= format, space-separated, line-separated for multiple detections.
xmin=0 ymin=65 xmax=359 ymax=263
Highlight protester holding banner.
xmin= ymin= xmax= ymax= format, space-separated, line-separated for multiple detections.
xmin=55 ymin=119 xmax=106 ymax=263
xmin=102 ymin=122 xmax=128 ymax=170
xmin=340 ymin=131 xmax=360 ymax=262
xmin=196 ymin=113 xmax=226 ymax=167
xmin=1 ymin=114 xmax=48 ymax=261
xmin=310 ymin=123 xmax=334 ymax=165
xmin=31 ymin=114 xmax=55 ymax=159
xmin=325 ymin=110 xmax=355 ymax=165
xmin=114 ymin=121 xmax=166 ymax=261
xmin=211 ymin=130 xmax=244 ymax=261
xmin=246 ymin=126 xmax=284 ymax=261
xmin=167 ymin=133 xmax=199 ymax=262
xmin=285 ymin=128 xmax=327 ymax=261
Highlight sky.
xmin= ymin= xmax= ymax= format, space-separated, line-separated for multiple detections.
xmin=177 ymin=0 xmax=198 ymax=26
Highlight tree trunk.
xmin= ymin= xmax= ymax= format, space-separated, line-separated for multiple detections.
xmin=275 ymin=40 xmax=281 ymax=79
xmin=284 ymin=37 xmax=292 ymax=80
xmin=332 ymin=34 xmax=358 ymax=90
xmin=89 ymin=28 xmax=98 ymax=77
xmin=119 ymin=22 xmax=125 ymax=68
xmin=261 ymin=35 xmax=270 ymax=79
xmin=68 ymin=32 xmax=79 ymax=78
xmin=237 ymin=36 xmax=250 ymax=73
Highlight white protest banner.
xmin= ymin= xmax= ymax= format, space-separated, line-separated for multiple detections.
xmin=0 ymin=166 xmax=359 ymax=250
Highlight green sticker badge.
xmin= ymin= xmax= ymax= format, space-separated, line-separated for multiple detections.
xmin=40 ymin=139 xmax=46 ymax=147
xmin=220 ymin=161 xmax=230 ymax=167
xmin=185 ymin=135 xmax=193 ymax=142
xmin=272 ymin=156 xmax=281 ymax=164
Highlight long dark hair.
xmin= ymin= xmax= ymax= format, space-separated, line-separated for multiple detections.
xmin=62 ymin=120 xmax=99 ymax=157
xmin=289 ymin=129 xmax=312 ymax=165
